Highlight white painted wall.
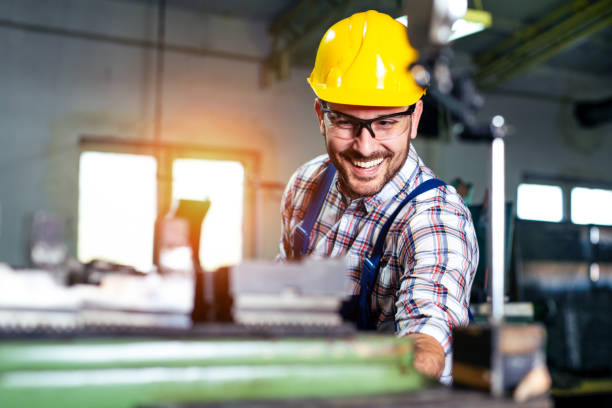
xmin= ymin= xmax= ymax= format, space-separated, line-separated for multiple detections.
xmin=1 ymin=0 xmax=611 ymax=266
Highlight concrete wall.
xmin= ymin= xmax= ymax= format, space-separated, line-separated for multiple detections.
xmin=1 ymin=0 xmax=611 ymax=266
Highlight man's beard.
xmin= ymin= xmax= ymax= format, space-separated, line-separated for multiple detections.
xmin=330 ymin=146 xmax=410 ymax=199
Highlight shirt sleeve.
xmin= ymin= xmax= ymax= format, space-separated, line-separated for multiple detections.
xmin=276 ymin=171 xmax=299 ymax=263
xmin=394 ymin=189 xmax=479 ymax=378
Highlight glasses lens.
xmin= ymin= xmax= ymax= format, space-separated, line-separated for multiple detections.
xmin=326 ymin=112 xmax=358 ymax=139
xmin=324 ymin=107 xmax=412 ymax=140
xmin=371 ymin=116 xmax=408 ymax=139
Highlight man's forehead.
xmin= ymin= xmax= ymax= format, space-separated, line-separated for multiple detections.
xmin=324 ymin=101 xmax=410 ymax=118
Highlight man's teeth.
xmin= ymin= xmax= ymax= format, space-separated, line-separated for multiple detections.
xmin=352 ymin=158 xmax=383 ymax=168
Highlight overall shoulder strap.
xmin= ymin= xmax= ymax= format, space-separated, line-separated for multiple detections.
xmin=292 ymin=162 xmax=336 ymax=259
xmin=358 ymin=178 xmax=446 ymax=330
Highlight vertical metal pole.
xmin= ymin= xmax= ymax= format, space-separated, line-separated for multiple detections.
xmin=152 ymin=0 xmax=167 ymax=269
xmin=490 ymin=136 xmax=505 ymax=324
xmin=154 ymin=0 xmax=166 ymax=146
xmin=490 ymin=116 xmax=506 ymax=397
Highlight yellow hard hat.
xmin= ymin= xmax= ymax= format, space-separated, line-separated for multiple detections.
xmin=307 ymin=10 xmax=425 ymax=107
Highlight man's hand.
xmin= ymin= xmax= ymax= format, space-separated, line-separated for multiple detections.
xmin=409 ymin=333 xmax=445 ymax=379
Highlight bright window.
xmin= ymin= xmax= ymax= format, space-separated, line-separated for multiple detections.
xmin=172 ymin=159 xmax=244 ymax=270
xmin=517 ymin=183 xmax=563 ymax=222
xmin=571 ymin=187 xmax=612 ymax=225
xmin=78 ymin=152 xmax=157 ymax=271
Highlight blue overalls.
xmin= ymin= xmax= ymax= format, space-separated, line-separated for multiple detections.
xmin=292 ymin=162 xmax=450 ymax=330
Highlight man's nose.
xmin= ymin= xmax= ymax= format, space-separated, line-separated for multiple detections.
xmin=352 ymin=125 xmax=377 ymax=156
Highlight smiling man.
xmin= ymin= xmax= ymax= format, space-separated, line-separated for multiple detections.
xmin=277 ymin=10 xmax=479 ymax=384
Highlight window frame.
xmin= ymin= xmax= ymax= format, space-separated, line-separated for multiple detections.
xmin=518 ymin=173 xmax=612 ymax=226
xmin=78 ymin=135 xmax=261 ymax=268
xmin=516 ymin=183 xmax=564 ymax=223
xmin=570 ymin=186 xmax=612 ymax=226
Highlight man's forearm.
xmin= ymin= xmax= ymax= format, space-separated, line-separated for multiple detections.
xmin=408 ymin=333 xmax=445 ymax=379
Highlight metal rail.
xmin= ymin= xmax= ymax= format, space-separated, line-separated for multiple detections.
xmin=476 ymin=0 xmax=612 ymax=88
xmin=263 ymin=0 xmax=354 ymax=83
xmin=0 ymin=17 xmax=263 ymax=63
xmin=0 ymin=334 xmax=426 ymax=407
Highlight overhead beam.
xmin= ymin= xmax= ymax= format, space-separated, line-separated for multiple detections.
xmin=475 ymin=0 xmax=612 ymax=89
xmin=0 ymin=17 xmax=263 ymax=64
xmin=263 ymin=0 xmax=354 ymax=86
xmin=269 ymin=0 xmax=315 ymax=36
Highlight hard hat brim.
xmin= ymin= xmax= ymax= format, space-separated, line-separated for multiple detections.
xmin=307 ymin=77 xmax=425 ymax=107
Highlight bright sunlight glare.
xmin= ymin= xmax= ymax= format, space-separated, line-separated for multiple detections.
xmin=172 ymin=159 xmax=244 ymax=271
xmin=78 ymin=152 xmax=157 ymax=271
xmin=571 ymin=187 xmax=612 ymax=226
xmin=517 ymin=184 xmax=563 ymax=222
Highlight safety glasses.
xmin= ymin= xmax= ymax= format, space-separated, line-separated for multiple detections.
xmin=321 ymin=104 xmax=415 ymax=140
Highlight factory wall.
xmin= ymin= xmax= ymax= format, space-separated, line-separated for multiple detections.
xmin=415 ymin=66 xmax=612 ymax=205
xmin=0 ymin=0 xmax=324 ymax=265
xmin=1 ymin=0 xmax=611 ymax=267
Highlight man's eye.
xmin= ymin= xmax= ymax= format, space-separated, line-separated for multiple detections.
xmin=376 ymin=120 xmax=397 ymax=127
xmin=333 ymin=118 xmax=354 ymax=127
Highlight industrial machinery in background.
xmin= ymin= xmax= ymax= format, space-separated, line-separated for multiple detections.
xmin=513 ymin=219 xmax=612 ymax=405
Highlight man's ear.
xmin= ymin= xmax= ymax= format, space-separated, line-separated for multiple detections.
xmin=409 ymin=100 xmax=424 ymax=140
xmin=314 ymin=98 xmax=326 ymax=137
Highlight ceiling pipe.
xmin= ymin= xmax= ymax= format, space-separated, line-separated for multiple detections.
xmin=0 ymin=17 xmax=262 ymax=63
xmin=262 ymin=0 xmax=354 ymax=86
xmin=476 ymin=0 xmax=612 ymax=89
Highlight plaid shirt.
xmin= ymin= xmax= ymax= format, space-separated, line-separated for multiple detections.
xmin=278 ymin=144 xmax=479 ymax=382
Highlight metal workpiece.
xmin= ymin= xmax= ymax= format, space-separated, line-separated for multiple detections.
xmin=0 ymin=334 xmax=428 ymax=408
